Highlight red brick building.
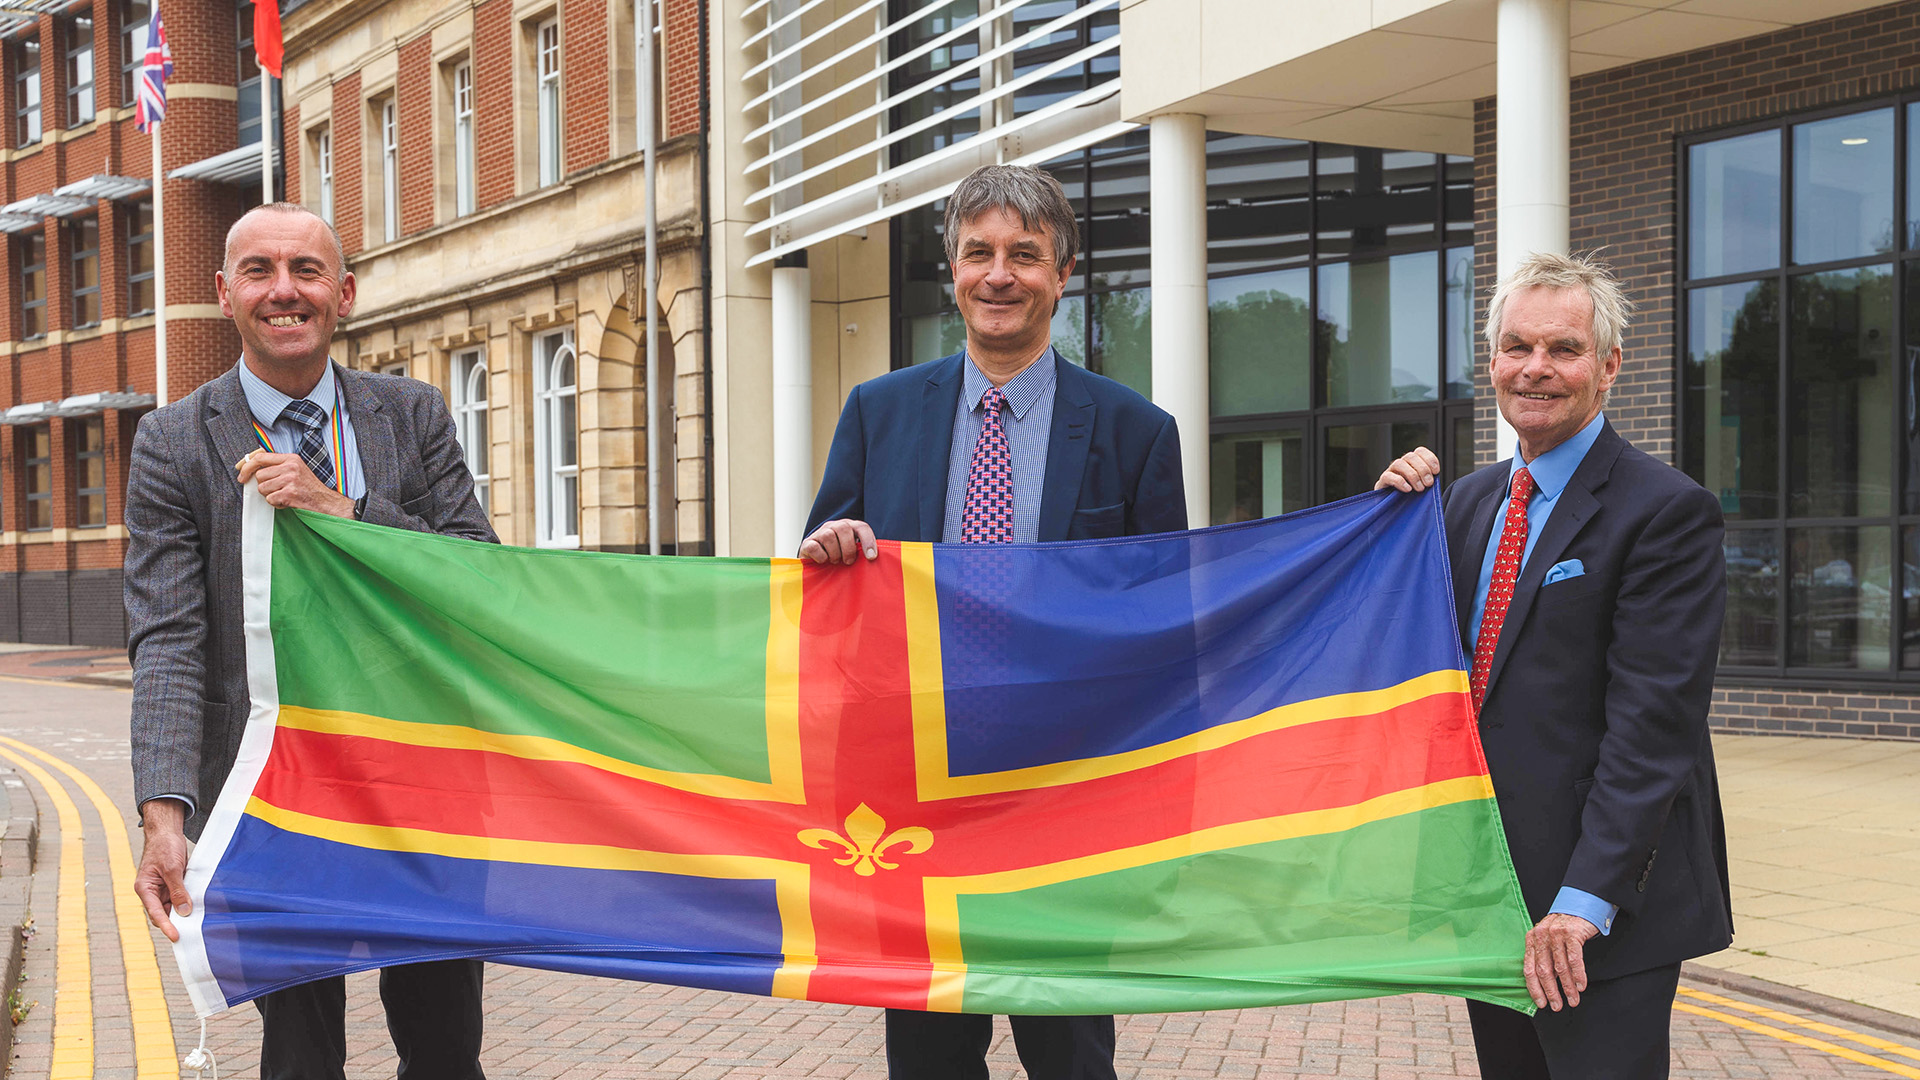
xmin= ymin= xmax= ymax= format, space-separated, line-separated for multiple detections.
xmin=0 ymin=0 xmax=712 ymax=645
xmin=0 ymin=0 xmax=256 ymax=646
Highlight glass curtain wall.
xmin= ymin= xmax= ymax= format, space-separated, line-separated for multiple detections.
xmin=888 ymin=4 xmax=1475 ymax=523
xmin=1681 ymin=98 xmax=1920 ymax=680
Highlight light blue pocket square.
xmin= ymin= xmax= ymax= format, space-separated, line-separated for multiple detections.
xmin=1544 ymin=559 xmax=1585 ymax=585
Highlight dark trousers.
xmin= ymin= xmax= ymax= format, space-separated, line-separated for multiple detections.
xmin=885 ymin=1009 xmax=1116 ymax=1080
xmin=1465 ymin=962 xmax=1682 ymax=1080
xmin=255 ymin=959 xmax=486 ymax=1080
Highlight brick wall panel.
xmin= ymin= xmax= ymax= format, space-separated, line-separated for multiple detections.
xmin=664 ymin=0 xmax=700 ymax=140
xmin=398 ymin=35 xmax=434 ymax=235
xmin=563 ymin=0 xmax=610 ymax=172
xmin=331 ymin=73 xmax=365 ymax=255
xmin=474 ymin=0 xmax=514 ymax=209
xmin=283 ymin=102 xmax=301 ymax=205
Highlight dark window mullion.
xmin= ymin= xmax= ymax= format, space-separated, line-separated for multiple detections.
xmin=1776 ymin=118 xmax=1792 ymax=675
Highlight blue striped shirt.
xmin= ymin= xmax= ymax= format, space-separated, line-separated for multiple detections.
xmin=941 ymin=350 xmax=1058 ymax=543
xmin=235 ymin=357 xmax=366 ymax=499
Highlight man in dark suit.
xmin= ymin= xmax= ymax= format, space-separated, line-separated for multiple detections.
xmin=127 ymin=203 xmax=496 ymax=1080
xmin=1376 ymin=251 xmax=1731 ymax=1080
xmin=801 ymin=164 xmax=1186 ymax=1079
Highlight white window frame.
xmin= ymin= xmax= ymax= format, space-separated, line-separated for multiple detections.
xmin=536 ymin=18 xmax=561 ymax=187
xmin=454 ymin=61 xmax=475 ymax=216
xmin=317 ymin=127 xmax=334 ymax=224
xmin=533 ymin=327 xmax=578 ymax=547
xmin=381 ymin=98 xmax=399 ymax=242
xmin=450 ymin=348 xmax=489 ymax=513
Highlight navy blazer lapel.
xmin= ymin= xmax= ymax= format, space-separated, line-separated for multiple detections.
xmin=917 ymin=355 xmax=965 ymax=542
xmin=1037 ymin=357 xmax=1095 ymax=542
xmin=338 ymin=364 xmax=399 ymax=498
xmin=205 ymin=368 xmax=262 ymax=481
xmin=1481 ymin=426 xmax=1625 ymax=703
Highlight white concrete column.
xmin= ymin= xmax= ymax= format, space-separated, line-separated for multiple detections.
xmin=771 ymin=259 xmax=812 ymax=557
xmin=1495 ymin=0 xmax=1569 ymax=461
xmin=1148 ymin=112 xmax=1210 ymax=527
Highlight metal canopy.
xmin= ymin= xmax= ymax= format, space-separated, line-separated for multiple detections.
xmin=0 ymin=175 xmax=152 ymax=233
xmin=56 ymin=174 xmax=152 ymax=201
xmin=171 ymin=143 xmax=283 ymax=185
xmin=0 ymin=391 xmax=158 ymax=424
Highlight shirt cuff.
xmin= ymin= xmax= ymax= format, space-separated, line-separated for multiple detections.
xmin=1550 ymin=886 xmax=1618 ymax=936
xmin=141 ymin=794 xmax=196 ymax=821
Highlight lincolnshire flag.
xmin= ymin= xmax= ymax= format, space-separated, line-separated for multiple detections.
xmin=172 ymin=481 xmax=1536 ymax=1018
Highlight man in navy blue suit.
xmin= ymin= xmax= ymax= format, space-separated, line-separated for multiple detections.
xmin=1377 ymin=252 xmax=1732 ymax=1080
xmin=801 ymin=164 xmax=1186 ymax=1079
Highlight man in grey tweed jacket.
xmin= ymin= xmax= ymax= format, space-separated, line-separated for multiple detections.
xmin=126 ymin=203 xmax=496 ymax=1080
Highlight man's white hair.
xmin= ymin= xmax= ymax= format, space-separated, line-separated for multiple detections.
xmin=1485 ymin=250 xmax=1633 ymax=360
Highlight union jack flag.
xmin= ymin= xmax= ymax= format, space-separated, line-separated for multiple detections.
xmin=134 ymin=14 xmax=173 ymax=134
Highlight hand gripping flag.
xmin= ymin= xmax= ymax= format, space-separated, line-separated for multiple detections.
xmin=171 ymin=482 xmax=1536 ymax=1018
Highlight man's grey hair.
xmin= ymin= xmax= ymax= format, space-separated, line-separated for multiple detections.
xmin=942 ymin=165 xmax=1080 ymax=272
xmin=223 ymin=201 xmax=347 ymax=275
xmin=1485 ymin=250 xmax=1633 ymax=360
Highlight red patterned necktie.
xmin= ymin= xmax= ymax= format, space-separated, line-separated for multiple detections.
xmin=959 ymin=386 xmax=1014 ymax=543
xmin=1470 ymin=467 xmax=1535 ymax=710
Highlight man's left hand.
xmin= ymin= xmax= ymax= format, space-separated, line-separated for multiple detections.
xmin=1524 ymin=912 xmax=1599 ymax=1011
xmin=236 ymin=451 xmax=355 ymax=518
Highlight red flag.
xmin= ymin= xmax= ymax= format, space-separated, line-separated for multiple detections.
xmin=253 ymin=1 xmax=283 ymax=79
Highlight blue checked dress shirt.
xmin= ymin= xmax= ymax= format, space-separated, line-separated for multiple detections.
xmin=236 ymin=357 xmax=366 ymax=498
xmin=1469 ymin=410 xmax=1615 ymax=936
xmin=941 ymin=350 xmax=1058 ymax=544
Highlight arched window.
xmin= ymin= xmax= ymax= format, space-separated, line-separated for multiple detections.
xmin=451 ymin=348 xmax=490 ymax=513
xmin=534 ymin=328 xmax=578 ymax=546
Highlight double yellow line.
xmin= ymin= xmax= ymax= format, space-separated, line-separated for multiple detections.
xmin=1678 ymin=985 xmax=1920 ymax=1078
xmin=0 ymin=736 xmax=178 ymax=1079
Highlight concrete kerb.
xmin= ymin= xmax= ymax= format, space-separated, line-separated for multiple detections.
xmin=0 ymin=769 xmax=37 ymax=1075
xmin=1684 ymin=961 xmax=1920 ymax=1043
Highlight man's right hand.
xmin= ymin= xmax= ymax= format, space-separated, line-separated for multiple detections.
xmin=799 ymin=519 xmax=878 ymax=564
xmin=1374 ymin=446 xmax=1441 ymax=494
xmin=135 ymin=798 xmax=192 ymax=943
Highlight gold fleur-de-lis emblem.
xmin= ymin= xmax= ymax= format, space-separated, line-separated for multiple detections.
xmin=798 ymin=803 xmax=933 ymax=876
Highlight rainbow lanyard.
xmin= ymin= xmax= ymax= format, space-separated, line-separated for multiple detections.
xmin=251 ymin=378 xmax=350 ymax=497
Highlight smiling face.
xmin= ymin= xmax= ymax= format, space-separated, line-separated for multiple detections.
xmin=951 ymin=207 xmax=1073 ymax=370
xmin=216 ymin=209 xmax=356 ymax=388
xmin=1490 ymin=285 xmax=1621 ymax=461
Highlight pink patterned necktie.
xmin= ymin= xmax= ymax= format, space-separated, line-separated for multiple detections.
xmin=1470 ymin=467 xmax=1534 ymax=710
xmin=959 ymin=386 xmax=1014 ymax=543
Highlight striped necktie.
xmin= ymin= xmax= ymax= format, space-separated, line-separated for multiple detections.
xmin=280 ymin=398 xmax=337 ymax=491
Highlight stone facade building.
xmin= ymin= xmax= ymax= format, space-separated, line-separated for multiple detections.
xmin=281 ymin=0 xmax=709 ymax=554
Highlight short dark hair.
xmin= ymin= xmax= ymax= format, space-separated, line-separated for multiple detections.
xmin=942 ymin=164 xmax=1079 ymax=272
xmin=223 ymin=201 xmax=347 ymax=276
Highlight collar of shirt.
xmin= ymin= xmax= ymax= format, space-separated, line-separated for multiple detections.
xmin=1510 ymin=410 xmax=1607 ymax=502
xmin=236 ymin=355 xmax=341 ymax=430
xmin=962 ymin=346 xmax=1057 ymax=420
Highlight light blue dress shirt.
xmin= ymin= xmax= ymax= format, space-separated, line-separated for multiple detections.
xmin=1468 ymin=411 xmax=1617 ymax=936
xmin=941 ymin=349 xmax=1058 ymax=544
xmin=236 ymin=357 xmax=366 ymax=499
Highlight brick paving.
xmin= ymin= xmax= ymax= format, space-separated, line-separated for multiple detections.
xmin=2 ymin=667 xmax=1919 ymax=1078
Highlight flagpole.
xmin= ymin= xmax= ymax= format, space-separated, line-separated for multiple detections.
xmin=261 ymin=74 xmax=273 ymax=202
xmin=152 ymin=121 xmax=168 ymax=407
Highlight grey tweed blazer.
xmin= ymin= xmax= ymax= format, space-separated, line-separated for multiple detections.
xmin=125 ymin=361 xmax=497 ymax=839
